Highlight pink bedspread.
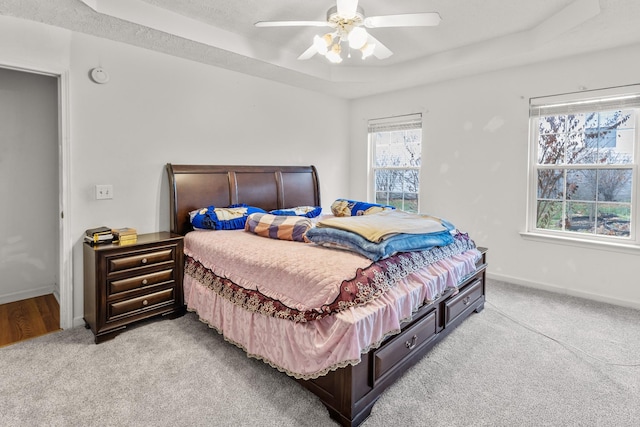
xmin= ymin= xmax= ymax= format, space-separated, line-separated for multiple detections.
xmin=183 ymin=229 xmax=480 ymax=379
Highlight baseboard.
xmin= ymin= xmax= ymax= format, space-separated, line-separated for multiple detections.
xmin=486 ymin=272 xmax=640 ymax=311
xmin=73 ymin=316 xmax=86 ymax=328
xmin=52 ymin=290 xmax=60 ymax=304
xmin=0 ymin=285 xmax=56 ymax=305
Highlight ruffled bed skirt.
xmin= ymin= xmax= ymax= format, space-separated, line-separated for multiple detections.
xmin=183 ymin=249 xmax=481 ymax=380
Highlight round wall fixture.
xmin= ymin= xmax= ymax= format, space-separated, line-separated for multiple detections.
xmin=90 ymin=67 xmax=110 ymax=84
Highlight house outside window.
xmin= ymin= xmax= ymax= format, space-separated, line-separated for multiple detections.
xmin=527 ymin=86 xmax=640 ymax=245
xmin=368 ymin=113 xmax=422 ymax=213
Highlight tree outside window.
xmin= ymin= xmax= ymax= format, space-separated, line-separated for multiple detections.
xmin=369 ymin=114 xmax=422 ymax=213
xmin=530 ymin=89 xmax=639 ymax=240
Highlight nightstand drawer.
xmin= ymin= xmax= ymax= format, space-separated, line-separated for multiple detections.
xmin=109 ymin=288 xmax=174 ymax=319
xmin=109 ymin=269 xmax=175 ymax=296
xmin=108 ymin=248 xmax=174 ymax=274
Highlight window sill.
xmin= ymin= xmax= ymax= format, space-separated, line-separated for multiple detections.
xmin=520 ymin=231 xmax=640 ymax=255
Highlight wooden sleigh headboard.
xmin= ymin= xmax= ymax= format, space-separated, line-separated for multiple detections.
xmin=166 ymin=164 xmax=321 ymax=236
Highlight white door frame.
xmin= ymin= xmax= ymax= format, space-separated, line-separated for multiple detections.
xmin=1 ymin=62 xmax=73 ymax=330
xmin=57 ymin=69 xmax=73 ymax=330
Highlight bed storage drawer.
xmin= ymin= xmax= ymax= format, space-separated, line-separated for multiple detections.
xmin=444 ymin=278 xmax=483 ymax=326
xmin=373 ymin=309 xmax=438 ymax=384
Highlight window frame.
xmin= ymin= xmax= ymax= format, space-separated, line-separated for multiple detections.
xmin=524 ymin=85 xmax=640 ymax=250
xmin=368 ymin=113 xmax=422 ymax=213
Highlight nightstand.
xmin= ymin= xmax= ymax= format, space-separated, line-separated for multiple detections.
xmin=83 ymin=232 xmax=185 ymax=343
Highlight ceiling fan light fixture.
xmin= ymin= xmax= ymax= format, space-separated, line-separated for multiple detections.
xmin=360 ymin=42 xmax=375 ymax=59
xmin=326 ymin=43 xmax=343 ymax=63
xmin=313 ymin=34 xmax=330 ymax=55
xmin=348 ymin=26 xmax=368 ymax=49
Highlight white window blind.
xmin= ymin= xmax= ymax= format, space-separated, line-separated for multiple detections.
xmin=531 ymin=86 xmax=640 ymax=116
xmin=368 ymin=113 xmax=422 ymax=133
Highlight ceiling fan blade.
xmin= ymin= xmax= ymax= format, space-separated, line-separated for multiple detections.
xmin=255 ymin=20 xmax=330 ymax=28
xmin=297 ymin=45 xmax=318 ymax=60
xmin=366 ymin=34 xmax=393 ymax=59
xmin=364 ymin=12 xmax=442 ymax=28
xmin=337 ymin=0 xmax=359 ymax=19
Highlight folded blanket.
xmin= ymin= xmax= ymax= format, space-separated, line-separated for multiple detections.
xmin=305 ymin=226 xmax=455 ymax=261
xmin=316 ymin=210 xmax=453 ymax=243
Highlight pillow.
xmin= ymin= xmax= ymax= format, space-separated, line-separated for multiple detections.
xmin=330 ymin=198 xmax=395 ymax=217
xmin=245 ymin=212 xmax=313 ymax=242
xmin=269 ymin=206 xmax=322 ymax=218
xmin=190 ymin=204 xmax=266 ymax=230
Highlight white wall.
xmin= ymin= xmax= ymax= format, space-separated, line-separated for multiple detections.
xmin=1 ymin=16 xmax=350 ymax=326
xmin=350 ymin=43 xmax=640 ymax=309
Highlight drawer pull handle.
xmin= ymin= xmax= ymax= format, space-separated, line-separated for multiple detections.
xmin=405 ymin=334 xmax=418 ymax=350
xmin=463 ymin=296 xmax=471 ymax=306
xmin=141 ymin=258 xmax=148 ymax=264
xmin=142 ymin=279 xmax=148 ymax=285
xmin=142 ymin=299 xmax=149 ymax=306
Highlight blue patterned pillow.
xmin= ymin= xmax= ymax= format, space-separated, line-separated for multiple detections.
xmin=190 ymin=204 xmax=266 ymax=230
xmin=269 ymin=206 xmax=322 ymax=218
xmin=330 ymin=199 xmax=395 ymax=217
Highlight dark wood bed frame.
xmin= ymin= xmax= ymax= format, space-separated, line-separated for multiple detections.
xmin=166 ymin=163 xmax=487 ymax=427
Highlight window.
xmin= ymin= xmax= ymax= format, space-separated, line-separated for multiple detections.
xmin=527 ymin=86 xmax=640 ymax=244
xmin=368 ymin=113 xmax=422 ymax=213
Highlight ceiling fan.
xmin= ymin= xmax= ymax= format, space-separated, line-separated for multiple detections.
xmin=255 ymin=0 xmax=441 ymax=63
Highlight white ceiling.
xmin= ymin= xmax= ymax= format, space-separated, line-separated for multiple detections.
xmin=2 ymin=0 xmax=640 ymax=98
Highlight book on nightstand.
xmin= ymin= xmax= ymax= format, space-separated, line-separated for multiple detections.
xmin=112 ymin=227 xmax=138 ymax=245
xmin=84 ymin=226 xmax=114 ymax=245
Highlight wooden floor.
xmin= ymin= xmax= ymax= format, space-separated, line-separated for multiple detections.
xmin=0 ymin=294 xmax=61 ymax=348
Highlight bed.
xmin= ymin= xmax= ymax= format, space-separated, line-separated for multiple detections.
xmin=166 ymin=164 xmax=487 ymax=427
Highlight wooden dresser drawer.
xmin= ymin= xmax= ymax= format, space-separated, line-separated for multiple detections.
xmin=373 ymin=309 xmax=438 ymax=384
xmin=109 ymin=269 xmax=175 ymax=296
xmin=107 ymin=248 xmax=175 ymax=274
xmin=109 ymin=288 xmax=174 ymax=319
xmin=444 ymin=278 xmax=483 ymax=326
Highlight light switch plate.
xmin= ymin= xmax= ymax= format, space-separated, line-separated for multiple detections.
xmin=95 ymin=184 xmax=113 ymax=200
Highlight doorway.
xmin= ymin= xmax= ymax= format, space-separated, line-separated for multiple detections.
xmin=0 ymin=65 xmax=71 ymax=330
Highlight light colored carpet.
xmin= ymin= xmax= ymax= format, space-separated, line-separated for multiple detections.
xmin=1 ymin=279 xmax=639 ymax=426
